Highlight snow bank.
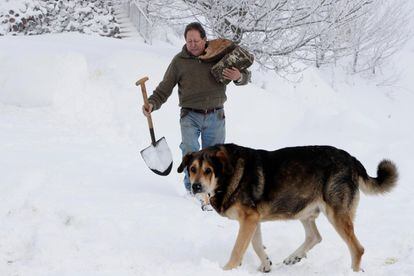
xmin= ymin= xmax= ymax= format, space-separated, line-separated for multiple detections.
xmin=0 ymin=51 xmax=87 ymax=107
xmin=1 ymin=33 xmax=413 ymax=276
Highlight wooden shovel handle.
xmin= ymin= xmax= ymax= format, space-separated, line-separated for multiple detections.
xmin=136 ymin=77 xmax=150 ymax=106
xmin=136 ymin=76 xmax=156 ymax=145
xmin=136 ymin=76 xmax=149 ymax=87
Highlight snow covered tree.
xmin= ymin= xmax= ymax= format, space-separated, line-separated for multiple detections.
xmin=343 ymin=0 xmax=413 ymax=74
xmin=0 ymin=0 xmax=121 ymax=37
xmin=116 ymin=0 xmax=413 ymax=75
xmin=176 ymin=0 xmax=375 ymax=71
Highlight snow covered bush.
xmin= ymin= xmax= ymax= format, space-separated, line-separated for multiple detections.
xmin=0 ymin=0 xmax=120 ymax=37
xmin=129 ymin=0 xmax=413 ymax=75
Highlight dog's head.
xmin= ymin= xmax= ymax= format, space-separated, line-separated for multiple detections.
xmin=177 ymin=146 xmax=234 ymax=195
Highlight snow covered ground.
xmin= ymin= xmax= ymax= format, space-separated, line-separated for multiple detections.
xmin=0 ymin=33 xmax=413 ymax=276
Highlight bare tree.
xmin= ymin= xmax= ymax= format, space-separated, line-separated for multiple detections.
xmin=182 ymin=0 xmax=373 ymax=71
xmin=124 ymin=0 xmax=413 ymax=75
xmin=344 ymin=0 xmax=413 ymax=74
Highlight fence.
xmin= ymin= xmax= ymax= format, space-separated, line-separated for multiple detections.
xmin=116 ymin=0 xmax=152 ymax=43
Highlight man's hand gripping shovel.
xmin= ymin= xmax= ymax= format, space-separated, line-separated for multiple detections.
xmin=136 ymin=77 xmax=173 ymax=176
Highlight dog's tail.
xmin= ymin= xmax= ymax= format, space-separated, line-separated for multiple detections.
xmin=359 ymin=159 xmax=398 ymax=195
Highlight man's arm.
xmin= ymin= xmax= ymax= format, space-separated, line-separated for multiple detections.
xmin=147 ymin=59 xmax=179 ymax=111
xmin=234 ymin=69 xmax=251 ymax=86
xmin=223 ymin=67 xmax=251 ymax=86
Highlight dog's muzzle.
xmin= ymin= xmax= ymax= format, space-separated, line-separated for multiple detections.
xmin=192 ymin=183 xmax=203 ymax=194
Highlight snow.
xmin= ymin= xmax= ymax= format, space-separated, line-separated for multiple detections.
xmin=0 ymin=0 xmax=119 ymax=37
xmin=1 ymin=33 xmax=413 ymax=276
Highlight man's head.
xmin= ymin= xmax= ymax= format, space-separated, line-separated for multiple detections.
xmin=184 ymin=22 xmax=207 ymax=57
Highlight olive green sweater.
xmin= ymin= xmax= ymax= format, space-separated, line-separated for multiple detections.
xmin=148 ymin=45 xmax=250 ymax=111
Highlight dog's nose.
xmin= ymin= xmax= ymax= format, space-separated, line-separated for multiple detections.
xmin=192 ymin=183 xmax=202 ymax=194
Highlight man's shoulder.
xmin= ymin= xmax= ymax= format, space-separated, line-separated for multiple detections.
xmin=172 ymin=52 xmax=182 ymax=61
xmin=171 ymin=49 xmax=193 ymax=65
xmin=170 ymin=49 xmax=185 ymax=62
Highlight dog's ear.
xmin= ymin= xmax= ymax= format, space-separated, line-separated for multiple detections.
xmin=177 ymin=153 xmax=193 ymax=173
xmin=215 ymin=149 xmax=234 ymax=175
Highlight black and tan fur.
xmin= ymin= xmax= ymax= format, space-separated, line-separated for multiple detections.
xmin=177 ymin=143 xmax=398 ymax=272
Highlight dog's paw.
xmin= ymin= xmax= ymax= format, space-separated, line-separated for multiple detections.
xmin=201 ymin=204 xmax=213 ymax=211
xmin=283 ymin=254 xmax=306 ymax=265
xmin=258 ymin=257 xmax=272 ymax=273
xmin=223 ymin=262 xmax=237 ymax=270
xmin=223 ymin=261 xmax=242 ymax=270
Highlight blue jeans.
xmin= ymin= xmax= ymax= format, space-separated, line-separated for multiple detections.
xmin=179 ymin=108 xmax=225 ymax=191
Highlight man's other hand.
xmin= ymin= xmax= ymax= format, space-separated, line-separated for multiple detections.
xmin=223 ymin=67 xmax=242 ymax=81
xmin=142 ymin=103 xmax=153 ymax=117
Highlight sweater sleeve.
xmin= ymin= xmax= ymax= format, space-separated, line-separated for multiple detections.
xmin=148 ymin=58 xmax=179 ymax=111
xmin=234 ymin=69 xmax=251 ymax=86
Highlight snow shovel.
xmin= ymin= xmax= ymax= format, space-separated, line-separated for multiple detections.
xmin=136 ymin=76 xmax=173 ymax=176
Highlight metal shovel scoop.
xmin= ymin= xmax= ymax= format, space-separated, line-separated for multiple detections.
xmin=136 ymin=77 xmax=173 ymax=176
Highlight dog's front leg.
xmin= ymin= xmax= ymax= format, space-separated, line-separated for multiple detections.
xmin=252 ymin=223 xmax=272 ymax=272
xmin=223 ymin=214 xmax=259 ymax=270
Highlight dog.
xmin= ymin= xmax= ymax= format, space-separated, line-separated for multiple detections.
xmin=177 ymin=143 xmax=398 ymax=272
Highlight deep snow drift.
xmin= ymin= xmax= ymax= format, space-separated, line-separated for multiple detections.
xmin=0 ymin=33 xmax=413 ymax=276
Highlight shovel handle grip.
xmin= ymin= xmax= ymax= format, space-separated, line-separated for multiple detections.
xmin=136 ymin=77 xmax=149 ymax=87
xmin=136 ymin=77 xmax=150 ymax=106
xmin=136 ymin=76 xmax=156 ymax=145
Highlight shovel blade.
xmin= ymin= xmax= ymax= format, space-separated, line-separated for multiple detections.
xmin=140 ymin=137 xmax=173 ymax=176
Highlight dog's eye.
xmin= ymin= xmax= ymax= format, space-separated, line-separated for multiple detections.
xmin=190 ymin=166 xmax=197 ymax=173
xmin=205 ymin=168 xmax=212 ymax=174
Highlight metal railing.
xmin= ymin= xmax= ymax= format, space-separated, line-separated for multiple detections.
xmin=118 ymin=0 xmax=152 ymax=43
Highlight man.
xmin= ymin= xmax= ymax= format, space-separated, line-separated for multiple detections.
xmin=142 ymin=22 xmax=250 ymax=209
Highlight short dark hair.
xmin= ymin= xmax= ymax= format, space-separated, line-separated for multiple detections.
xmin=184 ymin=22 xmax=206 ymax=39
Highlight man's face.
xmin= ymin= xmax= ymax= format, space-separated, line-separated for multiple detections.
xmin=185 ymin=30 xmax=206 ymax=57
